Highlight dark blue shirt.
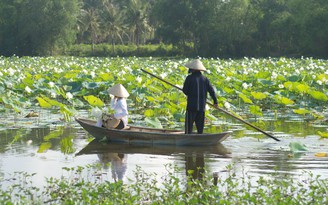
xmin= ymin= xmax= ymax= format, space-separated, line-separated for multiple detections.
xmin=182 ymin=71 xmax=218 ymax=112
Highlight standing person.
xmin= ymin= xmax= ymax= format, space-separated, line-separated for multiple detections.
xmin=183 ymin=59 xmax=218 ymax=134
xmin=104 ymin=84 xmax=129 ymax=129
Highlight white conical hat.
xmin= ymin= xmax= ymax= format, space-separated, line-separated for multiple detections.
xmin=108 ymin=84 xmax=129 ymax=98
xmin=185 ymin=59 xmax=206 ymax=71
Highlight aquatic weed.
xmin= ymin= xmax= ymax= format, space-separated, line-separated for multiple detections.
xmin=0 ymin=164 xmax=327 ymax=204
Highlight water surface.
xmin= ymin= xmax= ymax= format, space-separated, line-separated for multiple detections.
xmin=0 ymin=109 xmax=327 ymax=187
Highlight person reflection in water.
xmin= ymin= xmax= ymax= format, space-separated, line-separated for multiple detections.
xmin=97 ymin=153 xmax=127 ymax=182
xmin=185 ymin=153 xmax=205 ymax=180
xmin=185 ymin=153 xmax=205 ymax=193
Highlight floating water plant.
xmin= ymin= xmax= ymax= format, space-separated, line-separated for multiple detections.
xmin=317 ymin=131 xmax=328 ymax=139
xmin=0 ymin=164 xmax=327 ymax=204
xmin=289 ymin=142 xmax=308 ymax=153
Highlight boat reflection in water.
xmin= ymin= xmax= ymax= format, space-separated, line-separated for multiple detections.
xmin=76 ymin=140 xmax=231 ymax=181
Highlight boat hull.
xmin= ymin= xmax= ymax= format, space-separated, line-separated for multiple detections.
xmin=76 ymin=118 xmax=231 ymax=146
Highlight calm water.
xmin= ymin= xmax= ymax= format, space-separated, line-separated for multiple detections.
xmin=0 ymin=108 xmax=328 ymax=187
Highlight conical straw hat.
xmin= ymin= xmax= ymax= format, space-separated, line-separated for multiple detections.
xmin=108 ymin=84 xmax=129 ymax=98
xmin=185 ymin=59 xmax=206 ymax=71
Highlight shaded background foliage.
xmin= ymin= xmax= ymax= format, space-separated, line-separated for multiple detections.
xmin=0 ymin=0 xmax=79 ymax=56
xmin=0 ymin=0 xmax=327 ymax=58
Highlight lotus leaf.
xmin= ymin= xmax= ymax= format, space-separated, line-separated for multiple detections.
xmin=37 ymin=97 xmax=52 ymax=108
xmin=249 ymin=105 xmax=263 ymax=116
xmin=40 ymin=96 xmax=64 ymax=107
xmin=317 ymin=131 xmax=328 ymax=139
xmin=37 ymin=142 xmax=52 ymax=153
xmin=99 ymin=73 xmax=112 ymax=81
xmin=296 ymin=84 xmax=310 ymax=94
xmin=284 ymin=81 xmax=294 ymax=91
xmin=239 ymin=93 xmax=253 ymax=104
xmin=83 ymin=82 xmax=99 ymax=89
xmin=288 ymin=75 xmax=300 ymax=82
xmin=251 ymin=92 xmax=267 ymax=100
xmin=144 ymin=117 xmax=163 ymax=128
xmin=22 ymin=76 xmax=34 ymax=87
xmin=44 ymin=129 xmax=63 ymax=141
xmin=258 ymin=79 xmax=275 ymax=86
xmin=67 ymin=82 xmax=83 ymax=93
xmin=60 ymin=136 xmax=75 ymax=154
xmin=310 ymin=90 xmax=328 ymax=101
xmin=146 ymin=96 xmax=155 ymax=102
xmin=255 ymin=71 xmax=271 ymax=79
xmin=64 ymin=72 xmax=78 ymax=79
xmin=144 ymin=109 xmax=154 ymax=117
xmin=274 ymin=95 xmax=294 ymax=105
xmin=223 ymin=87 xmax=234 ymax=94
xmin=83 ymin=95 xmax=104 ymax=107
xmin=293 ymin=108 xmax=311 ymax=115
xmin=289 ymin=142 xmax=307 ymax=153
xmin=206 ymin=113 xmax=218 ymax=121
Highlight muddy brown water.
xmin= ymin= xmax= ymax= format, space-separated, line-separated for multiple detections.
xmin=0 ymin=109 xmax=327 ymax=188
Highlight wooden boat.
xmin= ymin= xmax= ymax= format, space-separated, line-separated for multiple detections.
xmin=76 ymin=139 xmax=231 ymax=157
xmin=76 ymin=118 xmax=231 ymax=146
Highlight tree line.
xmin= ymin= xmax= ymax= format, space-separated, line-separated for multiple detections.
xmin=0 ymin=0 xmax=327 ymax=58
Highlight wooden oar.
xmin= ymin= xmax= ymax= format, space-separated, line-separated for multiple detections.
xmin=141 ymin=68 xmax=280 ymax=142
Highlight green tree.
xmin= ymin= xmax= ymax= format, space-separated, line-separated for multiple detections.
xmin=0 ymin=0 xmax=20 ymax=56
xmin=78 ymin=8 xmax=101 ymax=54
xmin=152 ymin=0 xmax=260 ymax=57
xmin=252 ymin=0 xmax=295 ymax=56
xmin=77 ymin=0 xmax=112 ymax=54
xmin=211 ymin=0 xmax=261 ymax=57
xmin=151 ymin=0 xmax=194 ymax=50
xmin=289 ymin=0 xmax=328 ymax=57
xmin=0 ymin=0 xmax=80 ymax=56
xmin=124 ymin=0 xmax=151 ymax=46
xmin=99 ymin=1 xmax=126 ymax=52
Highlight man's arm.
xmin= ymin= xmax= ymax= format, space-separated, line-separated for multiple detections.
xmin=207 ymin=79 xmax=218 ymax=107
xmin=182 ymin=76 xmax=190 ymax=96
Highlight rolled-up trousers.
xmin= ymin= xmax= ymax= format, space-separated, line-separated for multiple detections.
xmin=185 ymin=110 xmax=205 ymax=134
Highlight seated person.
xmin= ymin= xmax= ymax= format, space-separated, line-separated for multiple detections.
xmin=103 ymin=84 xmax=129 ymax=129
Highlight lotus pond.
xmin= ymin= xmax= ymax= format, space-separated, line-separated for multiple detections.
xmin=0 ymin=56 xmax=328 ymax=203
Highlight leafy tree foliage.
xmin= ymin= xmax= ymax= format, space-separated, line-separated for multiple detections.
xmin=152 ymin=0 xmax=328 ymax=58
xmin=288 ymin=0 xmax=328 ymax=57
xmin=0 ymin=0 xmax=328 ymax=57
xmin=152 ymin=0 xmax=261 ymax=57
xmin=124 ymin=0 xmax=151 ymax=46
xmin=0 ymin=0 xmax=80 ymax=56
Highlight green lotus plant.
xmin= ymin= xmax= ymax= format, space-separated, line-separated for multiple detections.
xmin=0 ymin=56 xmax=327 ymax=131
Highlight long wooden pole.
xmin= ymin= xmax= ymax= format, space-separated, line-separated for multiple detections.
xmin=141 ymin=68 xmax=280 ymax=142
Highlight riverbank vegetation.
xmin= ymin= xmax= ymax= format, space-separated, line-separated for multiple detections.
xmin=65 ymin=43 xmax=186 ymax=57
xmin=1 ymin=0 xmax=328 ymax=58
xmin=0 ymin=164 xmax=327 ymax=204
